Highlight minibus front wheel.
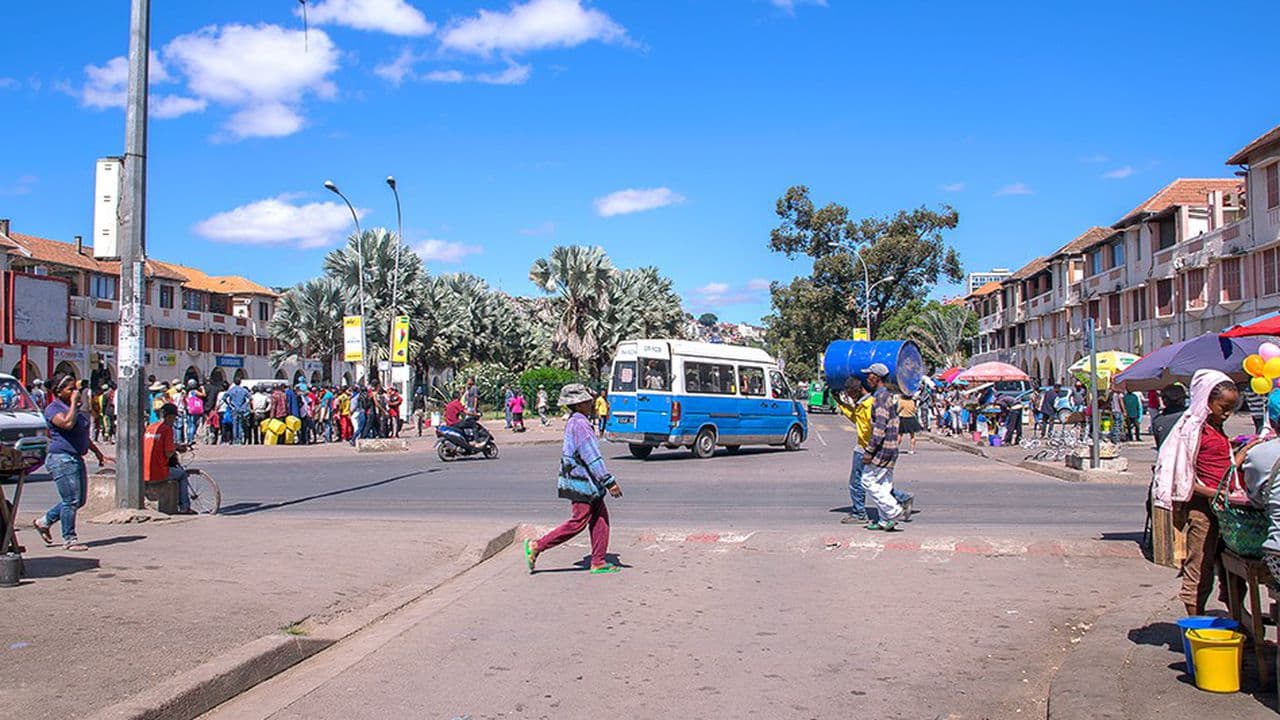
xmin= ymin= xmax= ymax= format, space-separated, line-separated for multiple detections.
xmin=785 ymin=424 xmax=804 ymax=451
xmin=628 ymin=444 xmax=654 ymax=460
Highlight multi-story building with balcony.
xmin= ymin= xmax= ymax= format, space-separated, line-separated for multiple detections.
xmin=0 ymin=218 xmax=323 ymax=390
xmin=965 ymin=121 xmax=1280 ymax=384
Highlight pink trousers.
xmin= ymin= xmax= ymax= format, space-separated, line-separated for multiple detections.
xmin=535 ymin=498 xmax=610 ymax=567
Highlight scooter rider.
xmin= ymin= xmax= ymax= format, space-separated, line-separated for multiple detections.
xmin=444 ymin=392 xmax=486 ymax=450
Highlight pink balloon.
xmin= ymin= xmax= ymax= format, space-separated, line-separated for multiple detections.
xmin=1261 ymin=342 xmax=1280 ymax=361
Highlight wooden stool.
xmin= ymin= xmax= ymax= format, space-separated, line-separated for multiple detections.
xmin=1219 ymin=549 xmax=1273 ymax=686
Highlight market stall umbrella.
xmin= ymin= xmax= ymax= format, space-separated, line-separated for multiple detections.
xmin=938 ymin=367 xmax=964 ymax=383
xmin=1112 ymin=332 xmax=1265 ymax=391
xmin=1221 ymin=310 xmax=1280 ymax=338
xmin=1068 ymin=351 xmax=1140 ymax=390
xmin=954 ymin=362 xmax=1031 ymax=383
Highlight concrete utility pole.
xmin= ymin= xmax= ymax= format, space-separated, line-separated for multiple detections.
xmin=386 ymin=175 xmax=403 ymax=388
xmin=1087 ymin=318 xmax=1100 ymax=470
xmin=115 ymin=0 xmax=150 ymax=509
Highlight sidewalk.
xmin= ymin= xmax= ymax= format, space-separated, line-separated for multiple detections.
xmin=1 ymin=513 xmax=511 ymax=720
xmin=1050 ymin=590 xmax=1275 ymax=719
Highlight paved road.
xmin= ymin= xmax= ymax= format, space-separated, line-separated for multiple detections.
xmin=23 ymin=416 xmax=1150 ymax=540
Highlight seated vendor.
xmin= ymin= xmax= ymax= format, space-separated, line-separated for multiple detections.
xmin=143 ymin=403 xmax=194 ymax=514
xmin=1242 ymin=391 xmax=1280 ymax=590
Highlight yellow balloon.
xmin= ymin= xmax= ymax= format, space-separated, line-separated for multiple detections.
xmin=1266 ymin=357 xmax=1280 ymax=379
xmin=1251 ymin=376 xmax=1272 ymax=395
xmin=1244 ymin=354 xmax=1266 ymax=377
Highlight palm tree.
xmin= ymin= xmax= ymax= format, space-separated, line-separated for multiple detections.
xmin=269 ymin=276 xmax=347 ymax=370
xmin=907 ymin=305 xmax=975 ymax=370
xmin=529 ymin=246 xmax=615 ymax=376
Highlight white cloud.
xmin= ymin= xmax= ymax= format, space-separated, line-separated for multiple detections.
xmin=519 ymin=221 xmax=556 ymax=236
xmin=421 ymin=60 xmax=531 ymax=85
xmin=77 ymin=53 xmax=198 ymax=115
xmin=193 ymin=194 xmax=364 ymax=248
xmin=1103 ymin=166 xmax=1135 ymax=180
xmin=594 ymin=187 xmax=686 ymax=217
xmin=164 ymin=23 xmax=340 ymax=139
xmin=423 ymin=69 xmax=467 ymax=84
xmin=941 ymin=182 xmax=966 ymax=192
xmin=1080 ymin=153 xmax=1108 ymax=163
xmin=301 ymin=0 xmax=435 ymax=36
xmin=0 ymin=77 xmax=18 ymax=90
xmin=770 ymin=0 xmax=828 ymax=12
xmin=0 ymin=175 xmax=38 ymax=196
xmin=688 ymin=279 xmax=769 ymax=309
xmin=441 ymin=0 xmax=629 ymax=55
xmin=374 ymin=48 xmax=422 ymax=85
xmin=414 ymin=238 xmax=483 ymax=263
xmin=745 ymin=278 xmax=772 ymax=291
xmin=995 ymin=182 xmax=1033 ymax=197
xmin=152 ymin=94 xmax=208 ymax=119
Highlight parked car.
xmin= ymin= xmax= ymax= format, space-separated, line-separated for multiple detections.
xmin=0 ymin=374 xmax=51 ymax=481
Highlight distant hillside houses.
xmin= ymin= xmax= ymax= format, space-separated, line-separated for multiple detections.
xmin=684 ymin=317 xmax=766 ymax=346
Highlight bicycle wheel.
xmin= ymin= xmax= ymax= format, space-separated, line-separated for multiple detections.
xmin=186 ymin=469 xmax=221 ymax=515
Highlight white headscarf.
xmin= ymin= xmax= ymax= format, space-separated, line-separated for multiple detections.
xmin=1151 ymin=369 xmax=1232 ymax=509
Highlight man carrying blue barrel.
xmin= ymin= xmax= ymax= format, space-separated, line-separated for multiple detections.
xmin=860 ymin=363 xmax=910 ymax=531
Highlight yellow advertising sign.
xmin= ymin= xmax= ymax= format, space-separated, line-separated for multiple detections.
xmin=391 ymin=315 xmax=410 ymax=364
xmin=852 ymin=328 xmax=870 ymax=341
xmin=343 ymin=316 xmax=364 ymax=362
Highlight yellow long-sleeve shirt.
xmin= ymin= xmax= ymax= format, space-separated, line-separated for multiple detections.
xmin=837 ymin=395 xmax=874 ymax=449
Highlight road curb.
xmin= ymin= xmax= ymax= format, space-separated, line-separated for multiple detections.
xmin=83 ymin=524 xmax=521 ymax=720
xmin=924 ymin=434 xmax=1144 ymax=484
xmin=1046 ymin=583 xmax=1177 ymax=720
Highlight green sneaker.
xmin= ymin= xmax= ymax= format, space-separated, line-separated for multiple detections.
xmin=589 ymin=564 xmax=621 ymax=574
xmin=879 ymin=520 xmax=899 ymax=532
xmin=524 ymin=539 xmax=536 ymax=573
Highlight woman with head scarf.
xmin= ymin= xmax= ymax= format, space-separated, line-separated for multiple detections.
xmin=1152 ymin=369 xmax=1248 ymax=616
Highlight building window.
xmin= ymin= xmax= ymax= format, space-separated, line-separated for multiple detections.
xmin=235 ymin=335 xmax=247 ymax=355
xmin=1221 ymin=257 xmax=1243 ymax=302
xmin=1132 ymin=230 xmax=1142 ymax=260
xmin=93 ymin=322 xmax=117 ymax=345
xmin=256 ymin=338 xmax=270 ymax=356
xmin=1108 ymin=294 xmax=1122 ymax=326
xmin=90 ymin=275 xmax=117 ymax=300
xmin=257 ymin=302 xmax=270 ymax=322
xmin=1262 ymin=248 xmax=1280 ymax=296
xmin=1087 ymin=299 xmax=1100 ymax=322
xmin=1185 ymin=269 xmax=1207 ymax=310
xmin=1130 ymin=289 xmax=1148 ymax=323
xmin=1156 ymin=279 xmax=1174 ymax=317
xmin=1267 ymin=163 xmax=1279 ymax=210
xmin=1157 ymin=217 xmax=1177 ymax=251
xmin=1089 ymin=251 xmax=1102 ymax=277
xmin=158 ymin=329 xmax=176 ymax=349
xmin=1111 ymin=242 xmax=1125 ymax=268
xmin=182 ymin=290 xmax=204 ymax=312
xmin=186 ymin=331 xmax=203 ymax=352
xmin=159 ymin=285 xmax=174 ymax=309
xmin=210 ymin=295 xmax=231 ymax=315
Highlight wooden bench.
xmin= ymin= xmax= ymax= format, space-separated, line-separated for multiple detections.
xmin=1218 ymin=549 xmax=1274 ymax=687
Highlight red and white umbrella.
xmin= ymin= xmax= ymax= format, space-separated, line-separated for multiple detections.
xmin=954 ymin=362 xmax=1031 ymax=383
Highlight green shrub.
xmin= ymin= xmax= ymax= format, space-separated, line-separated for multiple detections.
xmin=450 ymin=363 xmax=517 ymax=411
xmin=517 ymin=366 xmax=581 ymax=407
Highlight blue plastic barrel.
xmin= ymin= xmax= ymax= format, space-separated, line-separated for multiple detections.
xmin=823 ymin=340 xmax=925 ymax=395
xmin=1176 ymin=616 xmax=1240 ymax=680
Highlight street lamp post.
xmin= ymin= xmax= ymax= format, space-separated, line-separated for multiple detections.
xmin=385 ymin=176 xmax=403 ymax=389
xmin=324 ymin=180 xmax=366 ymax=381
xmin=829 ymin=242 xmax=893 ymax=340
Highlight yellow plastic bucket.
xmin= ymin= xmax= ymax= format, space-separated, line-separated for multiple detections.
xmin=1186 ymin=628 xmax=1244 ymax=693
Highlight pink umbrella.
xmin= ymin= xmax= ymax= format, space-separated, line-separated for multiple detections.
xmin=955 ymin=362 xmax=1031 ymax=383
xmin=938 ymin=367 xmax=964 ymax=383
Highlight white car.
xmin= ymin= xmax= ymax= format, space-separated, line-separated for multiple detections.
xmin=0 ymin=374 xmax=50 ymax=478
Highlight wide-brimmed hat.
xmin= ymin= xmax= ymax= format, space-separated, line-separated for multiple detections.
xmin=558 ymin=383 xmax=594 ymax=406
xmin=149 ymin=381 xmax=167 ymax=391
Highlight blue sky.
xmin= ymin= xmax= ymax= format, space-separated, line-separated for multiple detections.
xmin=2 ymin=0 xmax=1278 ymax=323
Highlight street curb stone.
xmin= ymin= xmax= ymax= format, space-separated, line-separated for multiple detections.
xmin=82 ymin=524 xmax=521 ymax=720
xmin=1046 ymin=582 xmax=1177 ymax=720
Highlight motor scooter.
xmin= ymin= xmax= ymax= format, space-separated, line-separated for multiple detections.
xmin=435 ymin=421 xmax=498 ymax=461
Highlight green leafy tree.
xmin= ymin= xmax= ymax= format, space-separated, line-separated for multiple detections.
xmin=269 ymin=276 xmax=347 ymax=373
xmin=517 ymin=366 xmax=582 ymax=407
xmin=698 ymin=312 xmax=718 ymax=327
xmin=529 ymin=245 xmax=615 ymax=377
xmin=906 ymin=304 xmax=977 ymax=370
xmin=876 ymin=298 xmax=929 ymax=342
xmin=764 ymin=186 xmax=963 ymax=378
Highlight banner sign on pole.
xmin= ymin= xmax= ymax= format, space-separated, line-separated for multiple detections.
xmin=852 ymin=328 xmax=870 ymax=341
xmin=343 ymin=316 xmax=364 ymax=362
xmin=391 ymin=315 xmax=410 ymax=365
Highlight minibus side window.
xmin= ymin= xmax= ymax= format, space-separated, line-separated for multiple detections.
xmin=640 ymin=359 xmax=670 ymax=391
xmin=611 ymin=361 xmax=637 ymax=393
xmin=739 ymin=366 xmax=766 ymax=397
xmin=685 ymin=362 xmax=738 ymax=395
xmin=769 ymin=370 xmax=792 ymax=399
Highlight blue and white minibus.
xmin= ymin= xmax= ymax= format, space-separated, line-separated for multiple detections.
xmin=604 ymin=339 xmax=808 ymax=459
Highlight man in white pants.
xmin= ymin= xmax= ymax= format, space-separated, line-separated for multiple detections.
xmin=861 ymin=363 xmax=909 ymax=531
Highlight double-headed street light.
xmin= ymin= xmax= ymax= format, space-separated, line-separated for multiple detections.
xmin=828 ymin=242 xmax=894 ymax=340
xmin=324 ymin=180 xmax=367 ymax=381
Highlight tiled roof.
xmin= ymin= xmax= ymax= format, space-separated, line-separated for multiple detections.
xmin=971 ymin=281 xmax=1003 ymax=297
xmin=1009 ymin=257 xmax=1048 ymax=281
xmin=1050 ymin=226 xmax=1115 ymax=258
xmin=1226 ymin=123 xmax=1280 ymax=165
xmin=1112 ymin=178 xmax=1243 ymax=228
xmin=7 ymin=232 xmax=186 ymax=280
xmin=153 ymin=261 xmax=278 ymax=297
